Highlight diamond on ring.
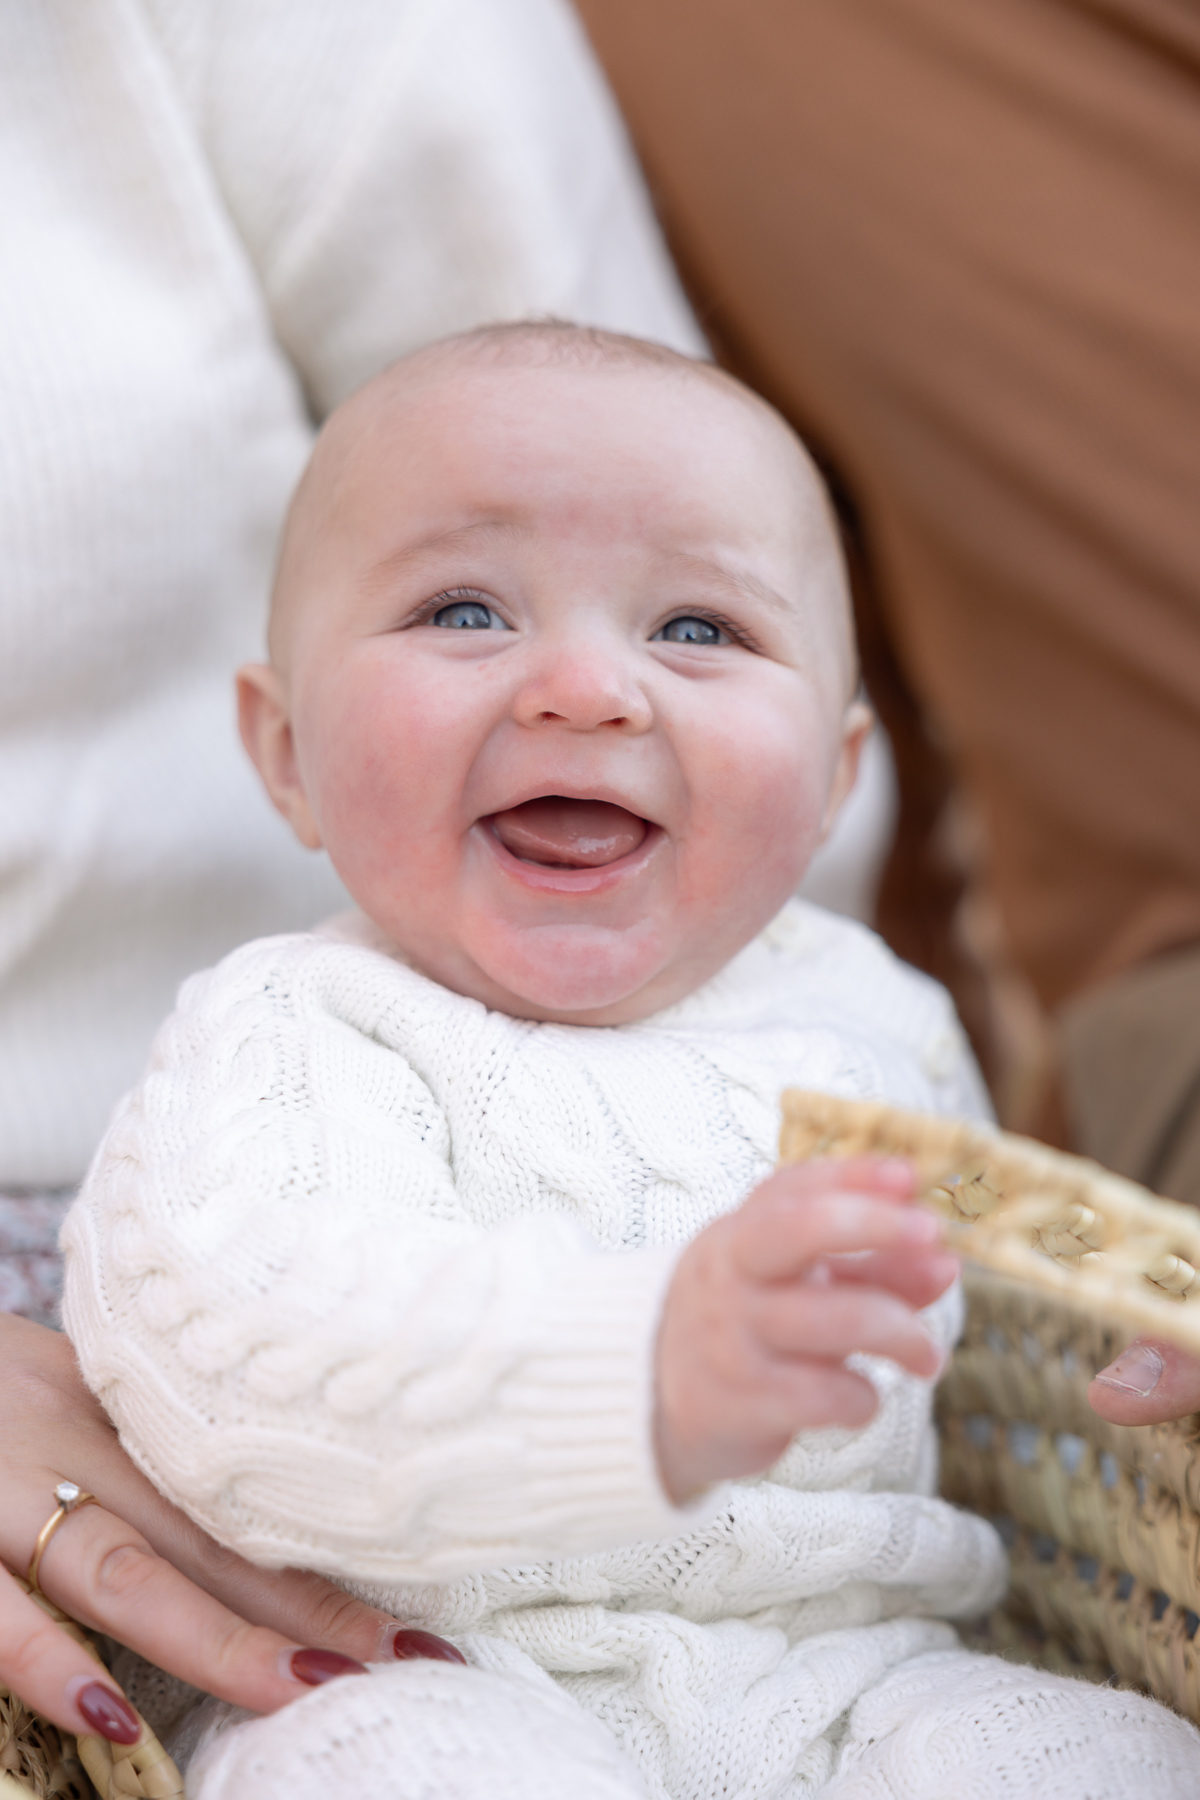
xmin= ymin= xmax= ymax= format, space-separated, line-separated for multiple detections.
xmin=29 ymin=1482 xmax=100 ymax=1595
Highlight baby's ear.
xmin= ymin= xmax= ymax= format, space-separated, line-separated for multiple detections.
xmin=819 ymin=699 xmax=875 ymax=840
xmin=236 ymin=664 xmax=324 ymax=850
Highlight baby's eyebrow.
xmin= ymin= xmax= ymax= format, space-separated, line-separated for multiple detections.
xmin=357 ymin=525 xmax=800 ymax=623
xmin=665 ymin=552 xmax=796 ymax=619
xmin=361 ymin=517 xmax=529 ymax=589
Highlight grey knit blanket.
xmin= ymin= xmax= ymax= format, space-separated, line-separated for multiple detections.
xmin=0 ymin=1192 xmax=72 ymax=1327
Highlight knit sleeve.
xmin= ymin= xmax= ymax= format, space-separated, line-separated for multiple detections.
xmin=142 ymin=0 xmax=705 ymax=419
xmin=60 ymin=937 xmax=704 ymax=1583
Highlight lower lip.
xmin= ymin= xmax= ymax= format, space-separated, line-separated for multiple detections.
xmin=476 ymin=820 xmax=665 ymax=893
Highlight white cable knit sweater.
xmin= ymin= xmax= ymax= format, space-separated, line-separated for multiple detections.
xmin=0 ymin=0 xmax=702 ymax=1186
xmin=63 ymin=901 xmax=1028 ymax=1795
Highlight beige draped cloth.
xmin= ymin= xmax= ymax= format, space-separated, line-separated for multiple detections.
xmin=573 ymin=0 xmax=1200 ymax=1194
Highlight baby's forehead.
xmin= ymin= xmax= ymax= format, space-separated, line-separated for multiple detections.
xmin=334 ymin=355 xmax=830 ymax=563
xmin=343 ymin=336 xmax=803 ymax=478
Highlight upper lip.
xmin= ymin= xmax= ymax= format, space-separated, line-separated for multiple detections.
xmin=474 ymin=781 xmax=659 ymax=828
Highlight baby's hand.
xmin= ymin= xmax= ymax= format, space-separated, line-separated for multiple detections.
xmin=654 ymin=1157 xmax=959 ymax=1502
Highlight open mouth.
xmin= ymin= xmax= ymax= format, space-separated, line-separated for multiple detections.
xmin=485 ymin=797 xmax=650 ymax=870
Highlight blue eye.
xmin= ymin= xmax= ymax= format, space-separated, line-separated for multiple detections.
xmin=654 ymin=616 xmax=726 ymax=646
xmin=432 ymin=598 xmax=509 ymax=630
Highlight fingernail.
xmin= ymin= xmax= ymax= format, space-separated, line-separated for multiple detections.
xmin=69 ymin=1679 xmax=141 ymax=1745
xmin=1094 ymin=1343 xmax=1164 ymax=1397
xmin=392 ymin=1627 xmax=467 ymax=1665
xmin=287 ymin=1648 xmax=369 ymax=1686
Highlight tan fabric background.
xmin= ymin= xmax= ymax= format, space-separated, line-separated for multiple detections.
xmin=573 ymin=0 xmax=1200 ymax=999
xmin=1062 ymin=945 xmax=1200 ymax=1201
xmin=573 ymin=0 xmax=1200 ymax=1174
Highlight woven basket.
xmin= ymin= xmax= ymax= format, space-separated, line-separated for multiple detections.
xmin=941 ymin=1265 xmax=1200 ymax=1715
xmin=780 ymin=1090 xmax=1200 ymax=1722
xmin=0 ymin=1581 xmax=182 ymax=1799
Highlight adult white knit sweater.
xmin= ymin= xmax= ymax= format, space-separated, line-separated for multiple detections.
xmin=0 ymin=0 xmax=702 ymax=1186
xmin=63 ymin=901 xmax=1027 ymax=1794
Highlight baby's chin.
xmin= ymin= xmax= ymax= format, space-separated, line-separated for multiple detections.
xmin=439 ymin=916 xmax=681 ymax=1025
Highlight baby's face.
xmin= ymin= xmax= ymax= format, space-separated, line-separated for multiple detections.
xmin=242 ymin=355 xmax=867 ymax=1024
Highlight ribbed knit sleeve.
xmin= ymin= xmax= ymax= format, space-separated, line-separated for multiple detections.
xmin=61 ymin=937 xmax=708 ymax=1581
xmin=143 ymin=0 xmax=707 ymax=418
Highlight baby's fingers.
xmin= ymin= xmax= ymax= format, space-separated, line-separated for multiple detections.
xmin=830 ymin=1247 xmax=960 ymax=1309
xmin=734 ymin=1168 xmax=936 ymax=1283
xmin=739 ymin=1362 xmax=882 ymax=1443
xmin=752 ymin=1284 xmax=944 ymax=1381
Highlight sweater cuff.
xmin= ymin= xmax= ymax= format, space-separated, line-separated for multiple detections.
xmin=489 ymin=1243 xmax=721 ymax=1555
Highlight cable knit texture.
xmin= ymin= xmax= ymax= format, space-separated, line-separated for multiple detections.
xmin=0 ymin=0 xmax=702 ymax=1185
xmin=169 ymin=1646 xmax=1200 ymax=1800
xmin=59 ymin=900 xmax=1146 ymax=1796
xmin=820 ymin=1648 xmax=1200 ymax=1796
xmin=181 ymin=1661 xmax=652 ymax=1800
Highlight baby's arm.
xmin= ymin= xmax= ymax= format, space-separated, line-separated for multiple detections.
xmin=61 ymin=939 xmax=696 ymax=1584
xmin=654 ymin=1156 xmax=957 ymax=1501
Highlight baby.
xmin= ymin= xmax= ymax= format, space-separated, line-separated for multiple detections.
xmin=62 ymin=325 xmax=1199 ymax=1798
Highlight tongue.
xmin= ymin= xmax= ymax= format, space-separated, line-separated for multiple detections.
xmin=490 ymin=797 xmax=648 ymax=868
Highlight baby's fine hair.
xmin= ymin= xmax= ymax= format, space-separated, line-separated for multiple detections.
xmin=438 ymin=316 xmax=695 ymax=367
xmin=413 ymin=316 xmax=771 ymax=415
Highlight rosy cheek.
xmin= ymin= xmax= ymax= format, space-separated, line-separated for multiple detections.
xmin=705 ymin=709 xmax=829 ymax=855
xmin=683 ymin=709 xmax=834 ymax=914
xmin=299 ymin=659 xmax=462 ymax=877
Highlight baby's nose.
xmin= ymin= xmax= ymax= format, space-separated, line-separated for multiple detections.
xmin=513 ymin=646 xmax=652 ymax=733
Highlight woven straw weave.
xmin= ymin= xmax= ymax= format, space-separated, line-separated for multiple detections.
xmin=0 ymin=1581 xmax=181 ymax=1799
xmin=780 ymin=1090 xmax=1200 ymax=1721
xmin=780 ymin=1091 xmax=1200 ymax=1352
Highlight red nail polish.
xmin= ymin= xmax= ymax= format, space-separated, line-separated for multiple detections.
xmin=75 ymin=1682 xmax=141 ymax=1745
xmin=392 ymin=1627 xmax=467 ymax=1665
xmin=290 ymin=1648 xmax=368 ymax=1686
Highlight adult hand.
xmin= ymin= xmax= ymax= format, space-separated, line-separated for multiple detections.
xmin=1088 ymin=1338 xmax=1200 ymax=1426
xmin=654 ymin=1156 xmax=959 ymax=1503
xmin=0 ymin=1312 xmax=399 ymax=1744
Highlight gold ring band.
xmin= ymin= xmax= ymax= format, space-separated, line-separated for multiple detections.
xmin=28 ymin=1482 xmax=100 ymax=1596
